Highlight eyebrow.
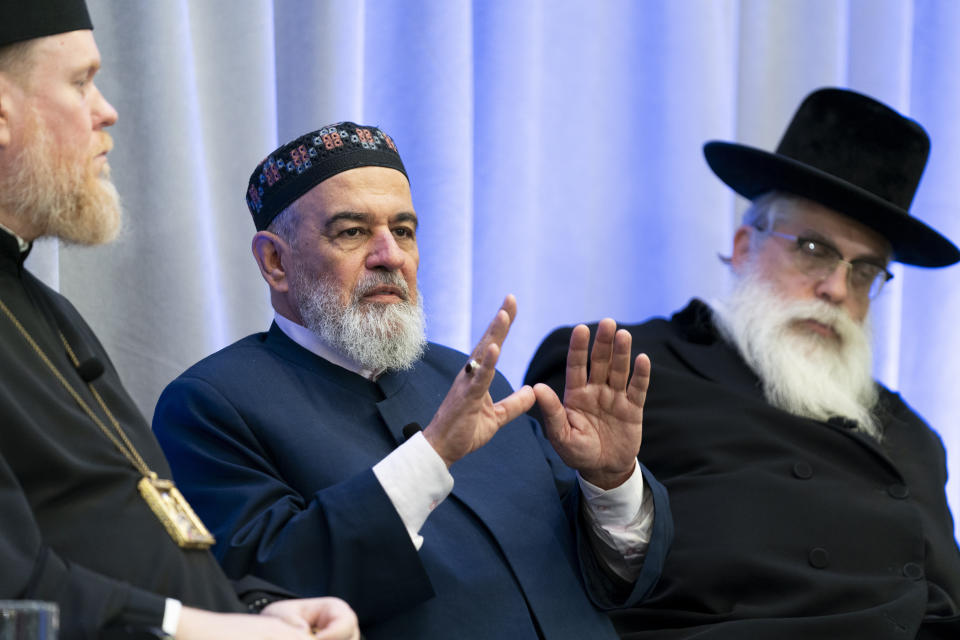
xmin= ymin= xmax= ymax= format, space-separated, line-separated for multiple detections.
xmin=72 ymin=57 xmax=100 ymax=75
xmin=323 ymin=211 xmax=419 ymax=231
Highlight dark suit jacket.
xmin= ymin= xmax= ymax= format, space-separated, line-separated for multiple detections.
xmin=153 ymin=323 xmax=672 ymax=639
xmin=525 ymin=299 xmax=960 ymax=639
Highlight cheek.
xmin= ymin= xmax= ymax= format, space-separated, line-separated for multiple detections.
xmin=756 ymin=250 xmax=815 ymax=300
xmin=847 ymin=299 xmax=869 ymax=324
xmin=405 ymin=252 xmax=419 ymax=294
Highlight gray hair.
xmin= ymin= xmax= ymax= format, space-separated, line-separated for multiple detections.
xmin=719 ymin=191 xmax=802 ymax=265
xmin=266 ymin=201 xmax=301 ymax=246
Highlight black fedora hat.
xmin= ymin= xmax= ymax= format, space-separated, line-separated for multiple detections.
xmin=704 ymin=87 xmax=959 ymax=267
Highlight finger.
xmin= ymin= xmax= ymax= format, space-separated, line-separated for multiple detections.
xmin=587 ymin=318 xmax=617 ymax=386
xmin=626 ymin=353 xmax=651 ymax=408
xmin=311 ymin=617 xmax=359 ymax=640
xmin=533 ymin=382 xmax=568 ymax=442
xmin=564 ymin=324 xmax=591 ymax=391
xmin=493 ymin=385 xmax=536 ymax=425
xmin=259 ymin=601 xmax=311 ymax=631
xmin=303 ymin=599 xmax=359 ymax=640
xmin=462 ymin=341 xmax=501 ymax=401
xmin=470 ymin=295 xmax=517 ymax=361
xmin=606 ymin=328 xmax=633 ymax=391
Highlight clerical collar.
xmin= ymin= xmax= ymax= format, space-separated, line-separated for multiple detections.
xmin=0 ymin=224 xmax=30 ymax=253
xmin=273 ymin=312 xmax=384 ymax=381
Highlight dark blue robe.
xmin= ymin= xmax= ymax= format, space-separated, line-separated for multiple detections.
xmin=153 ymin=323 xmax=671 ymax=639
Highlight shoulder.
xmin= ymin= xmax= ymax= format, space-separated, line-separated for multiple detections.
xmin=175 ymin=332 xmax=271 ymax=381
xmin=524 ymin=303 xmax=701 ymax=386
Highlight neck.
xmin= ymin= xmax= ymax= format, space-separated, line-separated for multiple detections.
xmin=0 ymin=209 xmax=37 ymax=242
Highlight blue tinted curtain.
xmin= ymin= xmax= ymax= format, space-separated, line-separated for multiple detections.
xmin=32 ymin=0 xmax=959 ymax=535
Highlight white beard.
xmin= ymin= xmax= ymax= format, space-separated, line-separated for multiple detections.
xmin=292 ymin=268 xmax=427 ymax=372
xmin=712 ymin=268 xmax=881 ymax=440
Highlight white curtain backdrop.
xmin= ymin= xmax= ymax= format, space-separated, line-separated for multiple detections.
xmin=27 ymin=0 xmax=960 ymax=537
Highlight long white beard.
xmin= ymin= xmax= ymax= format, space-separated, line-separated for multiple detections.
xmin=292 ymin=268 xmax=427 ymax=372
xmin=712 ymin=269 xmax=881 ymax=440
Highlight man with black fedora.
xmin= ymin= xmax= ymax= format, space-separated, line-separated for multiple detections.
xmin=526 ymin=87 xmax=960 ymax=638
xmin=0 ymin=2 xmax=361 ymax=639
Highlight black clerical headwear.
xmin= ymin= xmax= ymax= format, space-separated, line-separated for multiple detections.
xmin=0 ymin=0 xmax=93 ymax=48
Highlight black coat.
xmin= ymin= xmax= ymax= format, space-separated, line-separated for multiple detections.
xmin=525 ymin=299 xmax=960 ymax=639
xmin=0 ymin=231 xmax=252 ymax=640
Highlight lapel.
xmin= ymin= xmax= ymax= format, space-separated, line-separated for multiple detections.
xmin=663 ymin=300 xmax=764 ymax=399
xmin=374 ymin=364 xmax=444 ymax=446
xmin=372 ymin=349 xmax=554 ymax=518
xmin=263 ymin=322 xmax=387 ymax=402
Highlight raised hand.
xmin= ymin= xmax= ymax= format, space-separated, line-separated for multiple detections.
xmin=422 ymin=295 xmax=536 ymax=467
xmin=533 ymin=318 xmax=650 ymax=489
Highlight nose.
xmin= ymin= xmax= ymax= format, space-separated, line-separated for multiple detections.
xmin=365 ymin=228 xmax=405 ymax=271
xmin=814 ymin=260 xmax=851 ymax=304
xmin=92 ymin=84 xmax=118 ymax=128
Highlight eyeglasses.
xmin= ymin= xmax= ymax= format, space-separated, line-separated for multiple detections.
xmin=763 ymin=230 xmax=893 ymax=300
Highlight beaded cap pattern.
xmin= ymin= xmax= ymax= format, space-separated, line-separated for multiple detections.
xmin=246 ymin=122 xmax=407 ymax=231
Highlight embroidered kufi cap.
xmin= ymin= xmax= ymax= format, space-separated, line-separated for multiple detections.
xmin=246 ymin=122 xmax=407 ymax=231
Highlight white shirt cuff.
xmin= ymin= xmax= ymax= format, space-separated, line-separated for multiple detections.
xmin=372 ymin=432 xmax=454 ymax=550
xmin=578 ymin=459 xmax=655 ymax=581
xmin=162 ymin=598 xmax=182 ymax=636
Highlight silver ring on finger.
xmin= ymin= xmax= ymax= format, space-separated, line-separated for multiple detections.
xmin=464 ymin=359 xmax=480 ymax=376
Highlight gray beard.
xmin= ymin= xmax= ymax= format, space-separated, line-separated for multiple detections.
xmin=292 ymin=268 xmax=427 ymax=372
xmin=712 ymin=268 xmax=882 ymax=440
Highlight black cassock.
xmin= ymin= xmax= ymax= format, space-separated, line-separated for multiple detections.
xmin=0 ymin=230 xmax=253 ymax=640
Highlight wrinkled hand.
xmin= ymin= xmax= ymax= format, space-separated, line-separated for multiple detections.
xmin=533 ymin=318 xmax=650 ymax=489
xmin=261 ymin=597 xmax=360 ymax=640
xmin=423 ymin=295 xmax=536 ymax=467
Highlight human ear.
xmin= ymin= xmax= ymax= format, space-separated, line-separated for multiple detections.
xmin=730 ymin=225 xmax=754 ymax=273
xmin=251 ymin=231 xmax=290 ymax=293
xmin=0 ymin=77 xmax=14 ymax=148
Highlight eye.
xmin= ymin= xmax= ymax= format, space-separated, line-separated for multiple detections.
xmin=393 ymin=227 xmax=415 ymax=239
xmin=339 ymin=227 xmax=365 ymax=238
xmin=850 ymin=262 xmax=883 ymax=286
xmin=796 ymin=237 xmax=833 ymax=259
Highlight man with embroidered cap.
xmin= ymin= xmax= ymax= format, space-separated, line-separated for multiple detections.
xmin=152 ymin=122 xmax=673 ymax=639
xmin=526 ymin=87 xmax=960 ymax=638
xmin=0 ymin=2 xmax=360 ymax=639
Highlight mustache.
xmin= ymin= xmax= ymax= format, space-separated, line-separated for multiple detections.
xmin=781 ymin=297 xmax=859 ymax=342
xmin=352 ymin=271 xmax=411 ymax=303
xmin=96 ymin=132 xmax=114 ymax=156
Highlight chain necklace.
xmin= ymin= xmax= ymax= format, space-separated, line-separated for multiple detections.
xmin=0 ymin=295 xmax=214 ymax=549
